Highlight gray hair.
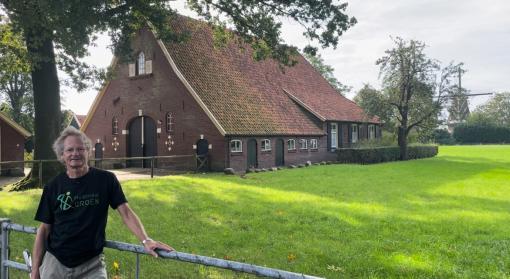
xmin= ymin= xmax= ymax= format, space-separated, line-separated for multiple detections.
xmin=53 ymin=126 xmax=93 ymax=162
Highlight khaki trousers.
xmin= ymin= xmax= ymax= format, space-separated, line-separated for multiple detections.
xmin=39 ymin=251 xmax=107 ymax=279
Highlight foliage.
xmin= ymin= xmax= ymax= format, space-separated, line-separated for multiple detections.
xmin=453 ymin=123 xmax=510 ymax=144
xmin=468 ymin=93 xmax=510 ymax=127
xmin=353 ymin=84 xmax=395 ymax=131
xmin=337 ymin=145 xmax=438 ymax=164
xmin=447 ymin=86 xmax=470 ymax=124
xmin=432 ymin=129 xmax=455 ymax=145
xmin=4 ymin=145 xmax=510 ymax=278
xmin=0 ymin=20 xmax=34 ymax=132
xmin=0 ymin=0 xmax=356 ymax=189
xmin=303 ymin=53 xmax=351 ymax=94
xmin=376 ymin=37 xmax=461 ymax=159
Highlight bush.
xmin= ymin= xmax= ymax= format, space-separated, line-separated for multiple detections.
xmin=433 ymin=129 xmax=455 ymax=145
xmin=453 ymin=123 xmax=510 ymax=143
xmin=337 ymin=145 xmax=438 ymax=164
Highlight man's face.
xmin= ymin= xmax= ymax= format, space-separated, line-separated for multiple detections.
xmin=62 ymin=135 xmax=89 ymax=169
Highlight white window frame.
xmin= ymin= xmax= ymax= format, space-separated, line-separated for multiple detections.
xmin=137 ymin=52 xmax=145 ymax=75
xmin=369 ymin=124 xmax=375 ymax=139
xmin=261 ymin=139 xmax=271 ymax=151
xmin=230 ymin=140 xmax=242 ymax=153
xmin=330 ymin=123 xmax=338 ymax=149
xmin=287 ymin=139 xmax=296 ymax=151
xmin=310 ymin=139 xmax=318 ymax=150
xmin=299 ymin=139 xmax=308 ymax=150
xmin=351 ymin=124 xmax=358 ymax=143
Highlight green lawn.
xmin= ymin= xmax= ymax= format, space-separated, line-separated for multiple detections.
xmin=1 ymin=145 xmax=510 ymax=278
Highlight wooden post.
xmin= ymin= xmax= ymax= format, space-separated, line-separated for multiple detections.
xmin=150 ymin=157 xmax=154 ymax=179
xmin=38 ymin=161 xmax=43 ymax=188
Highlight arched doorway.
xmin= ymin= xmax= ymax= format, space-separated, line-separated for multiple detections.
xmin=247 ymin=139 xmax=258 ymax=169
xmin=275 ymin=138 xmax=284 ymax=166
xmin=94 ymin=143 xmax=103 ymax=169
xmin=127 ymin=116 xmax=157 ymax=168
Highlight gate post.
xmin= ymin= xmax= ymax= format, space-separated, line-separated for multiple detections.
xmin=0 ymin=218 xmax=11 ymax=279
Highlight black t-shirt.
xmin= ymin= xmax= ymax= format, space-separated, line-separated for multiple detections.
xmin=35 ymin=167 xmax=127 ymax=268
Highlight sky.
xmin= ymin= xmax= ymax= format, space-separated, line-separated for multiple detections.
xmin=62 ymin=0 xmax=510 ymax=115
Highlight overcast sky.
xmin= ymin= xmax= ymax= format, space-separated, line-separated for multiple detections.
xmin=63 ymin=0 xmax=510 ymax=115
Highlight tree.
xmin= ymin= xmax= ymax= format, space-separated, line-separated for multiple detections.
xmin=353 ymin=84 xmax=394 ymax=131
xmin=376 ymin=37 xmax=460 ymax=160
xmin=467 ymin=93 xmax=510 ymax=126
xmin=304 ymin=53 xmax=351 ymax=94
xmin=0 ymin=20 xmax=34 ymax=132
xmin=447 ymin=67 xmax=470 ymax=125
xmin=0 ymin=1 xmax=356 ymax=190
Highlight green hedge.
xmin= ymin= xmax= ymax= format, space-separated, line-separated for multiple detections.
xmin=336 ymin=145 xmax=438 ymax=164
xmin=453 ymin=124 xmax=510 ymax=143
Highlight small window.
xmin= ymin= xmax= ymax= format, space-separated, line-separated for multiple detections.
xmin=166 ymin=112 xmax=174 ymax=133
xmin=310 ymin=139 xmax=318 ymax=149
xmin=287 ymin=139 xmax=296 ymax=151
xmin=330 ymin=123 xmax=338 ymax=149
xmin=351 ymin=124 xmax=358 ymax=143
xmin=136 ymin=52 xmax=145 ymax=75
xmin=369 ymin=124 xmax=375 ymax=139
xmin=112 ymin=117 xmax=118 ymax=135
xmin=261 ymin=139 xmax=271 ymax=151
xmin=230 ymin=140 xmax=242 ymax=153
xmin=299 ymin=139 xmax=308 ymax=150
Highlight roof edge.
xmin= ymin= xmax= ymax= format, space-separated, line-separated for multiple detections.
xmin=282 ymin=89 xmax=326 ymax=121
xmin=0 ymin=112 xmax=31 ymax=138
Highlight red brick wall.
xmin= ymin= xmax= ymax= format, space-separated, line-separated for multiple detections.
xmin=83 ymin=28 xmax=226 ymax=171
xmin=0 ymin=119 xmax=25 ymax=175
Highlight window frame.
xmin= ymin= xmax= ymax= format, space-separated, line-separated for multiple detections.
xmin=230 ymin=140 xmax=243 ymax=153
xmin=310 ymin=138 xmax=318 ymax=150
xmin=368 ymin=124 xmax=375 ymax=139
xmin=299 ymin=139 xmax=308 ymax=150
xmin=287 ymin=139 xmax=296 ymax=151
xmin=330 ymin=123 xmax=338 ymax=149
xmin=261 ymin=139 xmax=271 ymax=151
xmin=137 ymin=52 xmax=145 ymax=75
xmin=351 ymin=124 xmax=359 ymax=143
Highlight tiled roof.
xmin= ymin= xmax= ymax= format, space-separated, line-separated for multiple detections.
xmin=163 ymin=16 xmax=378 ymax=136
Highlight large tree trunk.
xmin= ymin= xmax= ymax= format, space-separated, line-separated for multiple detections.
xmin=397 ymin=126 xmax=408 ymax=160
xmin=10 ymin=27 xmax=62 ymax=191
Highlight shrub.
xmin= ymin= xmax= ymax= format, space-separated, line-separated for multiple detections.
xmin=337 ymin=145 xmax=438 ymax=164
xmin=433 ymin=129 xmax=455 ymax=145
xmin=453 ymin=123 xmax=510 ymax=143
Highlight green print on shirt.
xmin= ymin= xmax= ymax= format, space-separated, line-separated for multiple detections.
xmin=57 ymin=192 xmax=73 ymax=211
xmin=57 ymin=192 xmax=100 ymax=211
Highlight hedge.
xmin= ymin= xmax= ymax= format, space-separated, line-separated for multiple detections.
xmin=453 ymin=124 xmax=510 ymax=143
xmin=336 ymin=145 xmax=438 ymax=164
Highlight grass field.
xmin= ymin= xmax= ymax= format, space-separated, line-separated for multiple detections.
xmin=1 ymin=145 xmax=510 ymax=278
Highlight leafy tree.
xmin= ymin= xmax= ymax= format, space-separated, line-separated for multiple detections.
xmin=304 ymin=53 xmax=351 ymax=94
xmin=468 ymin=93 xmax=510 ymax=127
xmin=353 ymin=84 xmax=394 ymax=131
xmin=376 ymin=37 xmax=460 ymax=160
xmin=447 ymin=68 xmax=470 ymax=125
xmin=0 ymin=20 xmax=34 ymax=132
xmin=0 ymin=1 xmax=356 ymax=190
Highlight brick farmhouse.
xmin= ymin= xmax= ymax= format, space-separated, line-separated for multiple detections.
xmin=81 ymin=16 xmax=380 ymax=172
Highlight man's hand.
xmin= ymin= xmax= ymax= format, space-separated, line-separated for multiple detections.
xmin=143 ymin=239 xmax=174 ymax=257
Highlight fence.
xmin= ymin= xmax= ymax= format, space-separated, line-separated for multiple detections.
xmin=0 ymin=219 xmax=322 ymax=279
xmin=0 ymin=154 xmax=205 ymax=186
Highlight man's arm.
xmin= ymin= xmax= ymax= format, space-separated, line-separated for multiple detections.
xmin=116 ymin=203 xmax=174 ymax=257
xmin=31 ymin=223 xmax=51 ymax=279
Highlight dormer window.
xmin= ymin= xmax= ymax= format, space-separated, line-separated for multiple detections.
xmin=136 ymin=52 xmax=145 ymax=75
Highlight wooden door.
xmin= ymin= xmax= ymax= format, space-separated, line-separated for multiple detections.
xmin=247 ymin=139 xmax=258 ymax=169
xmin=275 ymin=138 xmax=284 ymax=166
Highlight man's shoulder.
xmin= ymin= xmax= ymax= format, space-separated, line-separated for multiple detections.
xmin=89 ymin=167 xmax=118 ymax=180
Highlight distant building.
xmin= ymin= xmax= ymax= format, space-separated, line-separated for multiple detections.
xmin=0 ymin=112 xmax=31 ymax=176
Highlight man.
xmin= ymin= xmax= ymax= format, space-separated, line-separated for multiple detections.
xmin=31 ymin=127 xmax=173 ymax=279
